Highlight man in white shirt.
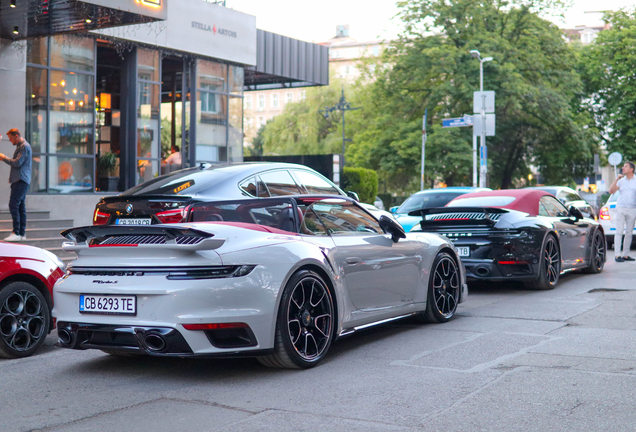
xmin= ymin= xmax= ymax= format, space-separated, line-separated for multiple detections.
xmin=608 ymin=161 xmax=636 ymax=262
xmin=165 ymin=145 xmax=181 ymax=166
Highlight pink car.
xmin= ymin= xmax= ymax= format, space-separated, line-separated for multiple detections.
xmin=0 ymin=242 xmax=65 ymax=358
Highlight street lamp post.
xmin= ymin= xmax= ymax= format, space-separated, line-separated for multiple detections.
xmin=470 ymin=50 xmax=493 ymax=188
xmin=320 ymin=88 xmax=361 ymax=165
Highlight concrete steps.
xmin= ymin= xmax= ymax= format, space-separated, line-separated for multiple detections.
xmin=0 ymin=209 xmax=75 ymax=262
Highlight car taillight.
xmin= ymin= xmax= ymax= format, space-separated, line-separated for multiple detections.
xmin=600 ymin=206 xmax=610 ymax=220
xmin=155 ymin=207 xmax=187 ymax=224
xmin=93 ymin=209 xmax=109 ymax=225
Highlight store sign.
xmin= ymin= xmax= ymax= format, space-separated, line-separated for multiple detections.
xmin=191 ymin=22 xmax=237 ymax=38
xmin=93 ymin=0 xmax=256 ymax=66
xmin=80 ymin=0 xmax=167 ymax=20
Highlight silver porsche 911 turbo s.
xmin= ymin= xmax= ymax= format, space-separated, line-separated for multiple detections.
xmin=53 ymin=196 xmax=467 ymax=369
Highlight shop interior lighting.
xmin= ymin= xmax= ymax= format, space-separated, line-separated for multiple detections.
xmin=10 ymin=0 xmax=16 ymax=8
xmin=86 ymin=19 xmax=92 ymax=24
xmin=73 ymin=88 xmax=77 ymax=94
xmin=13 ymin=26 xmax=19 ymax=35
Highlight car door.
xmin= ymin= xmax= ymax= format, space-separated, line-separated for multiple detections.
xmin=540 ymin=196 xmax=586 ymax=267
xmin=308 ymin=200 xmax=420 ymax=310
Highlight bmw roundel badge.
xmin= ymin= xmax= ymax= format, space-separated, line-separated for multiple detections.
xmin=126 ymin=204 xmax=133 ymax=214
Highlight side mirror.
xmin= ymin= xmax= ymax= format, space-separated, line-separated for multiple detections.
xmin=346 ymin=191 xmax=360 ymax=202
xmin=569 ymin=205 xmax=584 ymax=220
xmin=379 ymin=215 xmax=406 ymax=242
xmin=389 ymin=206 xmax=398 ymax=214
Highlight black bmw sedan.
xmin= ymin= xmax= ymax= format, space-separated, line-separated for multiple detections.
xmin=92 ymin=163 xmax=346 ymax=225
xmin=409 ymin=189 xmax=606 ymax=289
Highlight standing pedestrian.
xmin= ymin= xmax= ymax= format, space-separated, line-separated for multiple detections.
xmin=608 ymin=161 xmax=636 ymax=262
xmin=0 ymin=128 xmax=32 ymax=241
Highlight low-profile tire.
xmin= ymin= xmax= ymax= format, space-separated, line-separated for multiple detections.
xmin=258 ymin=270 xmax=334 ymax=369
xmin=582 ymin=230 xmax=606 ymax=274
xmin=0 ymin=282 xmax=50 ymax=358
xmin=415 ymin=252 xmax=460 ymax=323
xmin=526 ymin=234 xmax=561 ymax=290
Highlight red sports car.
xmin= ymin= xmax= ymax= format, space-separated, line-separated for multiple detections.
xmin=0 ymin=242 xmax=65 ymax=358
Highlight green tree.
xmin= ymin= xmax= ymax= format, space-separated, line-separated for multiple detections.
xmin=347 ymin=0 xmax=598 ymax=190
xmin=581 ymin=10 xmax=636 ymax=162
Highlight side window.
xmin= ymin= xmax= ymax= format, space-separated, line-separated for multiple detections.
xmin=568 ymin=193 xmax=582 ymax=202
xmin=299 ymin=207 xmax=329 ymax=235
xmin=309 ymin=202 xmax=383 ymax=235
xmin=259 ymin=170 xmax=302 ymax=196
xmin=293 ymin=170 xmax=340 ymax=195
xmin=239 ymin=177 xmax=257 ymax=196
xmin=540 ymin=196 xmax=569 ymax=217
xmin=538 ymin=202 xmax=550 ymax=217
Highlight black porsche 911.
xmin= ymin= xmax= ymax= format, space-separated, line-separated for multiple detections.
xmin=409 ymin=189 xmax=606 ymax=289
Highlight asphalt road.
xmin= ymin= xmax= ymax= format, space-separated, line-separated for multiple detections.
xmin=2 ymin=259 xmax=636 ymax=432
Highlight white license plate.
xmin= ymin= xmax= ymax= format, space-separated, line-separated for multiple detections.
xmin=116 ymin=218 xmax=151 ymax=225
xmin=79 ymin=294 xmax=137 ymax=315
xmin=456 ymin=247 xmax=470 ymax=257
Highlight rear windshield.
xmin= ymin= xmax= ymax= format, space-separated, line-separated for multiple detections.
xmin=396 ymin=192 xmax=465 ymax=214
xmin=448 ymin=196 xmax=516 ymax=207
xmin=608 ymin=191 xmax=619 ymax=203
xmin=121 ymin=169 xmax=233 ymax=196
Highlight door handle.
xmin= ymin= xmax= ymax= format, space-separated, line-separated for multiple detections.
xmin=345 ymin=257 xmax=361 ymax=265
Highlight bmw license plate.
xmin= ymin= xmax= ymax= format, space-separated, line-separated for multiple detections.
xmin=79 ymin=295 xmax=137 ymax=315
xmin=116 ymin=218 xmax=151 ymax=225
xmin=456 ymin=247 xmax=470 ymax=257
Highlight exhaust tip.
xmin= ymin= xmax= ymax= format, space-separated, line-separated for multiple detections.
xmin=143 ymin=333 xmax=167 ymax=352
xmin=475 ymin=266 xmax=490 ymax=277
xmin=58 ymin=328 xmax=73 ymax=345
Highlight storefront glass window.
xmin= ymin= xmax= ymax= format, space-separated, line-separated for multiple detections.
xmin=47 ymin=156 xmax=93 ymax=193
xmin=49 ymin=70 xmax=94 ymax=155
xmin=50 ymin=35 xmax=95 ymax=72
xmin=228 ymin=96 xmax=243 ymax=162
xmin=197 ymin=60 xmax=227 ymax=93
xmin=138 ymin=49 xmax=160 ymax=82
xmin=25 ymin=67 xmax=47 ymax=156
xmin=136 ymin=49 xmax=161 ymax=185
xmin=27 ymin=38 xmax=48 ymax=66
xmin=228 ymin=65 xmax=243 ymax=95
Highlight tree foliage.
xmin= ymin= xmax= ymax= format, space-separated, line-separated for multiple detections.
xmin=581 ymin=9 xmax=636 ymax=162
xmin=351 ymin=0 xmax=597 ymax=190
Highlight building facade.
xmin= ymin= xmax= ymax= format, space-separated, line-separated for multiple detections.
xmin=0 ymin=0 xmax=327 ymax=226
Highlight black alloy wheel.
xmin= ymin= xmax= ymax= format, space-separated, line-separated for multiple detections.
xmin=527 ymin=234 xmax=561 ymax=290
xmin=0 ymin=282 xmax=50 ymax=358
xmin=416 ymin=252 xmax=460 ymax=323
xmin=583 ymin=230 xmax=606 ymax=274
xmin=258 ymin=270 xmax=334 ymax=369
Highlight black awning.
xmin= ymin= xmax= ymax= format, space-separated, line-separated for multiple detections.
xmin=244 ymin=29 xmax=329 ymax=91
xmin=0 ymin=0 xmax=165 ymax=41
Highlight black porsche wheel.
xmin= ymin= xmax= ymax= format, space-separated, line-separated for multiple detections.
xmin=416 ymin=252 xmax=460 ymax=323
xmin=582 ymin=230 xmax=605 ymax=274
xmin=526 ymin=234 xmax=561 ymax=290
xmin=0 ymin=282 xmax=50 ymax=358
xmin=258 ymin=270 xmax=334 ymax=369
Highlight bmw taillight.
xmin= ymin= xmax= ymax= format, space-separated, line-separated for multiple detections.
xmin=93 ymin=209 xmax=109 ymax=225
xmin=155 ymin=207 xmax=187 ymax=224
xmin=600 ymin=206 xmax=610 ymax=220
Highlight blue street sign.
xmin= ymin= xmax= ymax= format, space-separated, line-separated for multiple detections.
xmin=442 ymin=116 xmax=473 ymax=128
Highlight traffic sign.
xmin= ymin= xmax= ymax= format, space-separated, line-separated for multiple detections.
xmin=442 ymin=116 xmax=473 ymax=128
xmin=473 ymin=113 xmax=496 ymax=136
xmin=608 ymin=152 xmax=622 ymax=166
xmin=473 ymin=91 xmax=495 ymax=113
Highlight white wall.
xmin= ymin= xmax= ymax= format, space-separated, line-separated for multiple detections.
xmin=0 ymin=39 xmax=26 ymax=210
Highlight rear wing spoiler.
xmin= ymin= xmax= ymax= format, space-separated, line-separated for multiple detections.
xmin=407 ymin=207 xmax=509 ymax=228
xmin=61 ymin=225 xmax=225 ymax=252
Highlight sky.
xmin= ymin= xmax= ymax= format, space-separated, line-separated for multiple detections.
xmin=225 ymin=0 xmax=635 ymax=43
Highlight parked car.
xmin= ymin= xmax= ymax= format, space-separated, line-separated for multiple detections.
xmin=0 ymin=242 xmax=65 ymax=358
xmin=390 ymin=187 xmax=490 ymax=232
xmin=599 ymin=191 xmax=636 ymax=248
xmin=92 ymin=162 xmax=348 ymax=226
xmin=409 ymin=189 xmax=605 ymax=289
xmin=525 ymin=186 xmax=597 ymax=220
xmin=54 ymin=196 xmax=467 ymax=369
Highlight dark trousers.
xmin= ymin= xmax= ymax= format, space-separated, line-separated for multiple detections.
xmin=9 ymin=180 xmax=29 ymax=236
